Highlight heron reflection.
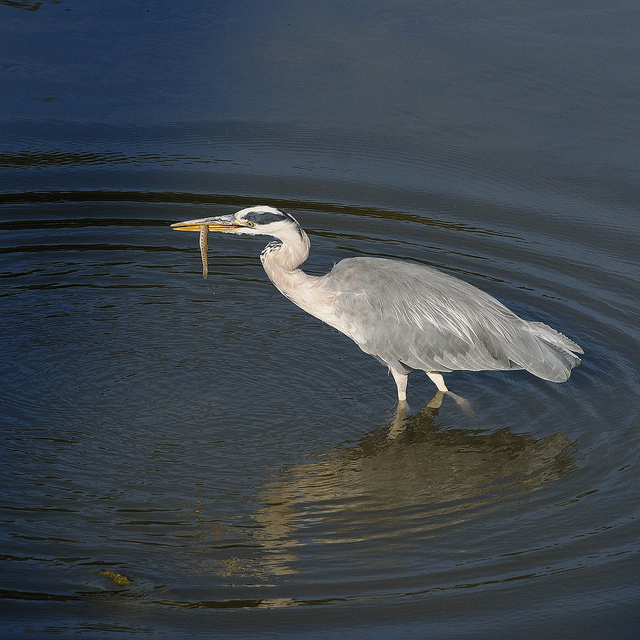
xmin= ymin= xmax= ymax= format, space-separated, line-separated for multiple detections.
xmin=224 ymin=398 xmax=577 ymax=579
xmin=173 ymin=206 xmax=582 ymax=403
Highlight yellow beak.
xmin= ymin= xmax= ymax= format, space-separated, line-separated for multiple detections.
xmin=171 ymin=214 xmax=244 ymax=233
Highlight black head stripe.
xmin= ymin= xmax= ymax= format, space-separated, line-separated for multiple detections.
xmin=244 ymin=210 xmax=288 ymax=225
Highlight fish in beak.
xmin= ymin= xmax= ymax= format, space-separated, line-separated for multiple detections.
xmin=171 ymin=214 xmax=248 ymax=279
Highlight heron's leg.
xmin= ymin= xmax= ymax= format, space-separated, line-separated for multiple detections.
xmin=426 ymin=371 xmax=449 ymax=393
xmin=426 ymin=372 xmax=474 ymax=416
xmin=390 ymin=367 xmax=409 ymax=403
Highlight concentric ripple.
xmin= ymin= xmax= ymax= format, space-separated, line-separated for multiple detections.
xmin=0 ymin=179 xmax=638 ymax=636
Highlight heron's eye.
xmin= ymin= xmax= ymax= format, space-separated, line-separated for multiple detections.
xmin=246 ymin=220 xmax=255 ymax=227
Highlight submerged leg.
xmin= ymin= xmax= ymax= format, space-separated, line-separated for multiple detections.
xmin=390 ymin=367 xmax=409 ymax=403
xmin=448 ymin=391 xmax=475 ymax=417
xmin=424 ymin=371 xmax=474 ymax=416
xmin=426 ymin=371 xmax=449 ymax=393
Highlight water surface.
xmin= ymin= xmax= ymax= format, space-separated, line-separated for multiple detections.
xmin=1 ymin=2 xmax=639 ymax=639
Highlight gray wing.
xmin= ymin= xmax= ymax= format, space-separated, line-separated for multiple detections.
xmin=328 ymin=257 xmax=582 ymax=381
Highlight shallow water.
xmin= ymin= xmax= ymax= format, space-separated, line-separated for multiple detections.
xmin=1 ymin=2 xmax=640 ymax=639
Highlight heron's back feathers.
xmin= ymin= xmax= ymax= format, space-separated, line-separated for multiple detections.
xmin=327 ymin=257 xmax=582 ymax=382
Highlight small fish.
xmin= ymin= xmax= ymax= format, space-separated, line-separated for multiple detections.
xmin=99 ymin=569 xmax=132 ymax=586
xmin=199 ymin=224 xmax=209 ymax=279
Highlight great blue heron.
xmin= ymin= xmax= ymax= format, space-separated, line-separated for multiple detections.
xmin=172 ymin=206 xmax=583 ymax=402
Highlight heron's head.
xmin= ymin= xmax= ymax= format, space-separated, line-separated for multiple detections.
xmin=171 ymin=206 xmax=302 ymax=238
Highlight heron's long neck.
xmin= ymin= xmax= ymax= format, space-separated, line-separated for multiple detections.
xmin=260 ymin=227 xmax=334 ymax=323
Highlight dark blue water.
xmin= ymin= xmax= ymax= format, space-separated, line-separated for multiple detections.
xmin=1 ymin=2 xmax=639 ymax=639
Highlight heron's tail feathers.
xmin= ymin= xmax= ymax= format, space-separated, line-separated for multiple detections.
xmin=529 ymin=322 xmax=584 ymax=354
xmin=524 ymin=321 xmax=583 ymax=382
